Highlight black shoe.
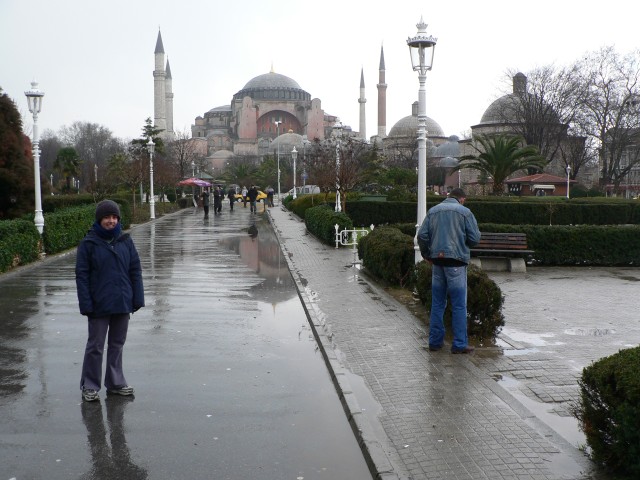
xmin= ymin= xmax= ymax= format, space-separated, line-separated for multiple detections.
xmin=451 ymin=346 xmax=475 ymax=354
xmin=107 ymin=385 xmax=135 ymax=396
xmin=428 ymin=344 xmax=443 ymax=352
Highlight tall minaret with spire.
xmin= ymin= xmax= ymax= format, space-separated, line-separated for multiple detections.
xmin=165 ymin=58 xmax=174 ymax=140
xmin=358 ymin=67 xmax=367 ymax=140
xmin=377 ymin=45 xmax=387 ymax=138
xmin=153 ymin=29 xmax=167 ymax=136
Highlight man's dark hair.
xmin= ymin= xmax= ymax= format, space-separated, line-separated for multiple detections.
xmin=449 ymin=188 xmax=466 ymax=200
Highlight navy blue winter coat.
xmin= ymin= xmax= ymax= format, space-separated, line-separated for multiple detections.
xmin=75 ymin=228 xmax=144 ymax=317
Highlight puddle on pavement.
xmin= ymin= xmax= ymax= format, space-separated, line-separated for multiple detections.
xmin=501 ymin=328 xmax=565 ymax=346
xmin=496 ymin=374 xmax=585 ymax=448
xmin=564 ymin=328 xmax=616 ymax=336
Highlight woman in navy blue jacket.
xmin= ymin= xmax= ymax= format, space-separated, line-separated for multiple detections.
xmin=75 ymin=200 xmax=144 ymax=402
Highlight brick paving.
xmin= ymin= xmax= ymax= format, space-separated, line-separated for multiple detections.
xmin=268 ymin=206 xmax=611 ymax=480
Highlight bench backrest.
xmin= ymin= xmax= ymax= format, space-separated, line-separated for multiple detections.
xmin=476 ymin=232 xmax=528 ymax=250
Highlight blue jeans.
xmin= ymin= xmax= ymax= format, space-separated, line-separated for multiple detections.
xmin=429 ymin=264 xmax=468 ymax=351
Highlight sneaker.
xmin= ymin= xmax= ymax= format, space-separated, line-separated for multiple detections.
xmin=82 ymin=389 xmax=99 ymax=402
xmin=451 ymin=346 xmax=475 ymax=354
xmin=107 ymin=385 xmax=135 ymax=396
xmin=428 ymin=344 xmax=443 ymax=352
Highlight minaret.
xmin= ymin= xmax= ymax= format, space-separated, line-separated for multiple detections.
xmin=153 ymin=29 xmax=167 ymax=135
xmin=358 ymin=67 xmax=366 ymax=140
xmin=165 ymin=58 xmax=174 ymax=140
xmin=377 ymin=45 xmax=387 ymax=138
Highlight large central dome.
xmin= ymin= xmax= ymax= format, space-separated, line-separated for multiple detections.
xmin=243 ymin=72 xmax=301 ymax=90
xmin=233 ymin=71 xmax=310 ymax=102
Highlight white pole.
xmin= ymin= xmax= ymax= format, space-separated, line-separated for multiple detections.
xmin=566 ymin=165 xmax=571 ymax=199
xmin=415 ymin=70 xmax=427 ymax=263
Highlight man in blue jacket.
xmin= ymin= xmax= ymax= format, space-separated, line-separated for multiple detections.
xmin=76 ymin=200 xmax=144 ymax=402
xmin=417 ymin=188 xmax=481 ymax=354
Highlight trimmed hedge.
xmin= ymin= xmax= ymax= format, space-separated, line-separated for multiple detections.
xmin=357 ymin=226 xmax=415 ymax=286
xmin=0 ymin=219 xmax=41 ymax=273
xmin=42 ymin=205 xmax=96 ymax=255
xmin=304 ymin=205 xmax=353 ymax=246
xmin=574 ymin=346 xmax=640 ymax=477
xmin=479 ymin=223 xmax=640 ymax=266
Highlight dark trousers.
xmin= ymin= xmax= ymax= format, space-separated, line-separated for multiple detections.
xmin=81 ymin=314 xmax=130 ymax=391
xmin=229 ymin=199 xmax=234 ymax=210
xmin=203 ymin=204 xmax=209 ymax=218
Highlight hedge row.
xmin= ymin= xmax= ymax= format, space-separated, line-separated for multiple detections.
xmin=304 ymin=205 xmax=353 ymax=246
xmin=0 ymin=219 xmax=41 ymax=273
xmin=343 ymin=198 xmax=640 ymax=227
xmin=478 ymin=223 xmax=640 ymax=266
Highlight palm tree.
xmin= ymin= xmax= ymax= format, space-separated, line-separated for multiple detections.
xmin=54 ymin=146 xmax=81 ymax=191
xmin=456 ymin=134 xmax=546 ymax=195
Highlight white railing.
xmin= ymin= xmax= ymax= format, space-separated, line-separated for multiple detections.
xmin=334 ymin=224 xmax=374 ymax=266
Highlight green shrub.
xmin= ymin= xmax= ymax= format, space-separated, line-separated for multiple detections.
xmin=357 ymin=226 xmax=415 ymax=287
xmin=304 ymin=205 xmax=353 ymax=246
xmin=574 ymin=347 xmax=640 ymax=477
xmin=414 ymin=261 xmax=505 ymax=341
xmin=0 ymin=219 xmax=41 ymax=273
xmin=42 ymin=205 xmax=95 ymax=254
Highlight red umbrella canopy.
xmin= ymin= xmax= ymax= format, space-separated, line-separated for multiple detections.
xmin=177 ymin=177 xmax=211 ymax=187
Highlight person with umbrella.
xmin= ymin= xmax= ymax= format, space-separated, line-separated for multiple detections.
xmin=213 ymin=186 xmax=223 ymax=214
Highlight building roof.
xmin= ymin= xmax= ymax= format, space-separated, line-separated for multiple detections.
xmin=242 ymin=71 xmax=302 ymax=90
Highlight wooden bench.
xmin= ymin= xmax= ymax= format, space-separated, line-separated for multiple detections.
xmin=470 ymin=232 xmax=533 ymax=273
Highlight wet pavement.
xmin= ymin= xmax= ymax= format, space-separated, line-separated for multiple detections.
xmin=0 ymin=206 xmax=370 ymax=479
xmin=267 ymin=206 xmax=636 ymax=480
xmin=2 ymin=203 xmax=636 ymax=480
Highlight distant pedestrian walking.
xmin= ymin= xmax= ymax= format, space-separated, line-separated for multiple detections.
xmin=227 ymin=186 xmax=236 ymax=211
xmin=247 ymin=185 xmax=259 ymax=213
xmin=213 ymin=186 xmax=222 ymax=214
xmin=241 ymin=186 xmax=248 ymax=207
xmin=201 ymin=189 xmax=210 ymax=218
xmin=75 ymin=200 xmax=144 ymax=402
xmin=417 ymin=188 xmax=481 ymax=354
xmin=266 ymin=186 xmax=275 ymax=207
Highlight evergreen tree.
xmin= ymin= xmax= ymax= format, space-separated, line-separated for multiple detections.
xmin=0 ymin=89 xmax=33 ymax=219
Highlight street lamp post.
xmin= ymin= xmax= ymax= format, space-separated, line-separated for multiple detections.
xmin=24 ymin=81 xmax=45 ymax=234
xmin=147 ymin=138 xmax=156 ymax=219
xmin=274 ymin=120 xmax=282 ymax=204
xmin=291 ymin=147 xmax=298 ymax=199
xmin=333 ymin=121 xmax=343 ymax=212
xmin=94 ymin=164 xmax=98 ymax=183
xmin=566 ymin=165 xmax=571 ymax=199
xmin=407 ymin=17 xmax=437 ymax=263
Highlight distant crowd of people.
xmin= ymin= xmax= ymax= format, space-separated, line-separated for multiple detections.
xmin=199 ymin=185 xmax=276 ymax=218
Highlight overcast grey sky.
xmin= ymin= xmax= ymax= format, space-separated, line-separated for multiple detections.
xmin=1 ymin=0 xmax=638 ymax=142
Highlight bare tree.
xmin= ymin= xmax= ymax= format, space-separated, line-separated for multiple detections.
xmin=496 ymin=66 xmax=586 ymax=170
xmin=167 ymin=129 xmax=205 ymax=179
xmin=576 ymin=46 xmax=640 ymax=190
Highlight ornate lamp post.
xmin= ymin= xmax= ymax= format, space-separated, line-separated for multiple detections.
xmin=147 ymin=138 xmax=156 ymax=219
xmin=333 ymin=121 xmax=343 ymax=212
xmin=407 ymin=17 xmax=437 ymax=263
xmin=274 ymin=120 xmax=282 ymax=204
xmin=291 ymin=146 xmax=298 ymax=199
xmin=566 ymin=165 xmax=571 ymax=199
xmin=24 ymin=81 xmax=45 ymax=234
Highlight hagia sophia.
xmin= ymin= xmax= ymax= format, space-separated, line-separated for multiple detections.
xmin=152 ymin=30 xmax=596 ymax=194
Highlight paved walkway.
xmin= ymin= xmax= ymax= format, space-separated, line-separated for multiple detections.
xmin=267 ymin=206 xmax=627 ymax=480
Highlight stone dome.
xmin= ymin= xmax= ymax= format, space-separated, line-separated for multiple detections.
xmin=434 ymin=135 xmax=460 ymax=157
xmin=233 ymin=71 xmax=310 ymax=102
xmin=269 ymin=132 xmax=304 ymax=154
xmin=207 ymin=105 xmax=231 ymax=114
xmin=388 ymin=113 xmax=444 ymax=138
xmin=480 ymin=72 xmax=560 ymax=125
xmin=209 ymin=149 xmax=236 ymax=160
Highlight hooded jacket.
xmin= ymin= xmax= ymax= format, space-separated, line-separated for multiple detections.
xmin=75 ymin=228 xmax=144 ymax=317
